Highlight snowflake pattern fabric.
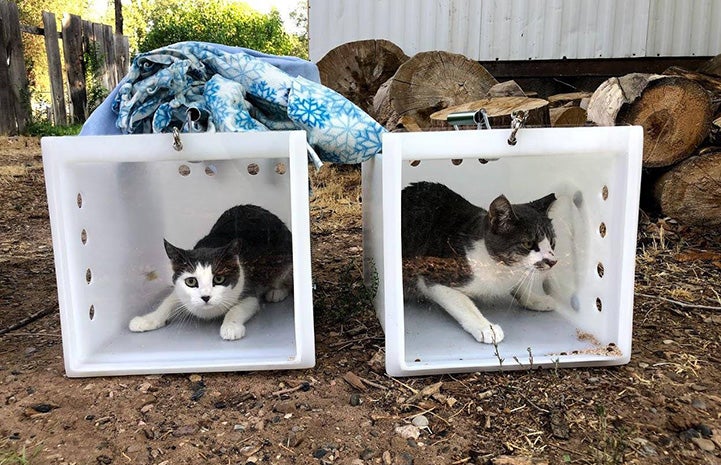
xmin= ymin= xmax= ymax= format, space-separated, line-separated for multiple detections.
xmin=288 ymin=77 xmax=385 ymax=163
xmin=113 ymin=41 xmax=385 ymax=163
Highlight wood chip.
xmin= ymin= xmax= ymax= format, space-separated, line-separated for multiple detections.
xmin=343 ymin=371 xmax=367 ymax=391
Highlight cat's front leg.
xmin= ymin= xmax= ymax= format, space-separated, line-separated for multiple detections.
xmin=513 ymin=285 xmax=556 ymax=312
xmin=220 ymin=296 xmax=260 ymax=340
xmin=129 ymin=292 xmax=178 ymax=332
xmin=418 ymin=279 xmax=504 ymax=344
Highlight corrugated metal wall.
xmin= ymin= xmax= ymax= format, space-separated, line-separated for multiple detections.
xmin=309 ymin=0 xmax=721 ymax=61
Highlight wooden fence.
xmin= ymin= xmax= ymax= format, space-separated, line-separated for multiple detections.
xmin=0 ymin=0 xmax=129 ymax=134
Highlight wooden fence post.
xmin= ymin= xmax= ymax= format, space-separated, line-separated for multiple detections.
xmin=42 ymin=11 xmax=67 ymax=126
xmin=102 ymin=24 xmax=117 ymax=89
xmin=114 ymin=34 xmax=129 ymax=85
xmin=0 ymin=0 xmax=30 ymax=134
xmin=62 ymin=13 xmax=87 ymax=123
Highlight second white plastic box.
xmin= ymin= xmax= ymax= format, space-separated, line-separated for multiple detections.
xmin=363 ymin=126 xmax=643 ymax=376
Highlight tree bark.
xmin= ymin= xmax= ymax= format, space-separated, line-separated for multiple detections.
xmin=371 ymin=76 xmax=401 ymax=130
xmin=389 ymin=50 xmax=497 ymax=129
xmin=654 ymin=151 xmax=721 ymax=226
xmin=317 ymin=39 xmax=408 ymax=115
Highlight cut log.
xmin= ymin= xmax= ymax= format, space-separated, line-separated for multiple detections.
xmin=588 ymin=74 xmax=712 ymax=168
xmin=487 ymin=80 xmax=525 ymax=97
xmin=664 ymin=66 xmax=721 ymax=113
xmin=371 ymin=76 xmax=401 ymax=130
xmin=390 ymin=51 xmax=497 ymax=129
xmin=550 ymin=107 xmax=587 ymax=127
xmin=317 ymin=39 xmax=409 ymax=115
xmin=429 ymin=96 xmax=550 ymax=128
xmin=547 ymin=91 xmax=592 ymax=108
xmin=654 ymin=151 xmax=721 ymax=226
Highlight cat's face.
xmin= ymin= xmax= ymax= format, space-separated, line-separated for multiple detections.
xmin=485 ymin=194 xmax=557 ymax=271
xmin=164 ymin=239 xmax=245 ymax=319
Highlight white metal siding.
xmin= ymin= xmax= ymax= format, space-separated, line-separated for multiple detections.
xmin=309 ymin=0 xmax=721 ymax=61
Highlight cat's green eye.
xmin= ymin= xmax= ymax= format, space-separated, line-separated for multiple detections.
xmin=184 ymin=277 xmax=198 ymax=287
xmin=522 ymin=240 xmax=535 ymax=250
xmin=213 ymin=275 xmax=226 ymax=285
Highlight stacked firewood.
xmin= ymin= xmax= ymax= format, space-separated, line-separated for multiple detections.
xmin=317 ymin=40 xmax=721 ymax=226
xmin=587 ymin=65 xmax=721 ymax=226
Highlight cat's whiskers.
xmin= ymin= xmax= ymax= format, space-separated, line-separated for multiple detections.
xmin=510 ymin=267 xmax=536 ymax=309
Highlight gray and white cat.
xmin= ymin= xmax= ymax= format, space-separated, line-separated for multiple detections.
xmin=402 ymin=182 xmax=557 ymax=344
xmin=129 ymin=204 xmax=293 ymax=340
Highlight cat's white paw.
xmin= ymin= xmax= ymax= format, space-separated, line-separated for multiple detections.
xmin=519 ymin=295 xmax=556 ymax=312
xmin=129 ymin=315 xmax=166 ymax=332
xmin=265 ymin=288 xmax=289 ymax=303
xmin=469 ymin=323 xmax=504 ymax=344
xmin=220 ymin=322 xmax=246 ymax=340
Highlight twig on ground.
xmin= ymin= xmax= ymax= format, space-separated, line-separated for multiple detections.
xmin=358 ymin=375 xmax=388 ymax=390
xmin=635 ymin=292 xmax=721 ymax=311
xmin=271 ymin=382 xmax=311 ymax=397
xmin=0 ymin=307 xmax=56 ymax=336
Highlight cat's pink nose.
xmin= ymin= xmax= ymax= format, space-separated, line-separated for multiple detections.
xmin=201 ymin=295 xmax=211 ymax=303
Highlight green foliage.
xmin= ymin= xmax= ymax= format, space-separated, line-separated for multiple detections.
xmin=135 ymin=0 xmax=303 ymax=57
xmin=25 ymin=120 xmax=82 ymax=137
xmin=84 ymin=41 xmax=110 ymax=115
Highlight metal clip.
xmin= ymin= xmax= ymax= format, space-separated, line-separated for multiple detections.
xmin=172 ymin=127 xmax=183 ymax=151
xmin=507 ymin=110 xmax=528 ymax=146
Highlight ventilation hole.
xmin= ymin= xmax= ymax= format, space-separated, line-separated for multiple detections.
xmin=275 ymin=162 xmax=287 ymax=175
xmin=81 ymin=229 xmax=87 ymax=245
xmin=573 ymin=191 xmax=583 ymax=208
xmin=478 ymin=159 xmax=489 ymax=164
xmin=599 ymin=222 xmax=607 ymax=238
xmin=571 ymin=350 xmax=579 ymax=355
xmin=89 ymin=305 xmax=95 ymax=320
xmin=570 ymin=294 xmax=580 ymax=311
xmin=76 ymin=193 xmax=83 ymax=208
xmin=542 ymin=278 xmax=552 ymax=295
xmin=86 ymin=268 xmax=92 ymax=284
xmin=597 ymin=262 xmax=605 ymax=278
xmin=178 ymin=164 xmax=191 ymax=176
xmin=596 ymin=297 xmax=603 ymax=312
xmin=204 ymin=164 xmax=217 ymax=176
xmin=602 ymin=185 xmax=609 ymax=200
xmin=409 ymin=160 xmax=421 ymax=167
xmin=247 ymin=163 xmax=259 ymax=175
xmin=451 ymin=159 xmax=463 ymax=165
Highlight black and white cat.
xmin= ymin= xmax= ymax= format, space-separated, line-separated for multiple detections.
xmin=402 ymin=182 xmax=558 ymax=344
xmin=129 ymin=204 xmax=293 ymax=340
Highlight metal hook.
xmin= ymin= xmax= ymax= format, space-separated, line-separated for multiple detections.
xmin=172 ymin=127 xmax=183 ymax=151
xmin=507 ymin=110 xmax=528 ymax=146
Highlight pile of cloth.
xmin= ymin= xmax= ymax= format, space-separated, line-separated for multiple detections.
xmin=81 ymin=42 xmax=385 ymax=164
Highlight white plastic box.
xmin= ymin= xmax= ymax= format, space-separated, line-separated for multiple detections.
xmin=363 ymin=126 xmax=643 ymax=376
xmin=43 ymin=131 xmax=314 ymax=377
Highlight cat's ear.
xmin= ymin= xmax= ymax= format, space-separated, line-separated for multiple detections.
xmin=488 ymin=195 xmax=516 ymax=234
xmin=529 ymin=193 xmax=557 ymax=213
xmin=164 ymin=239 xmax=190 ymax=264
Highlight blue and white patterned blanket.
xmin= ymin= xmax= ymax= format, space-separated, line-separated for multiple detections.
xmin=107 ymin=42 xmax=385 ymax=164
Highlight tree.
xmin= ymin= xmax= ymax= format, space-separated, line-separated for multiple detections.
xmin=132 ymin=0 xmax=301 ymax=56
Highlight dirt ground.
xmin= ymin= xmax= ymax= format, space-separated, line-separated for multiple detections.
xmin=1 ymin=136 xmax=720 ymax=465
